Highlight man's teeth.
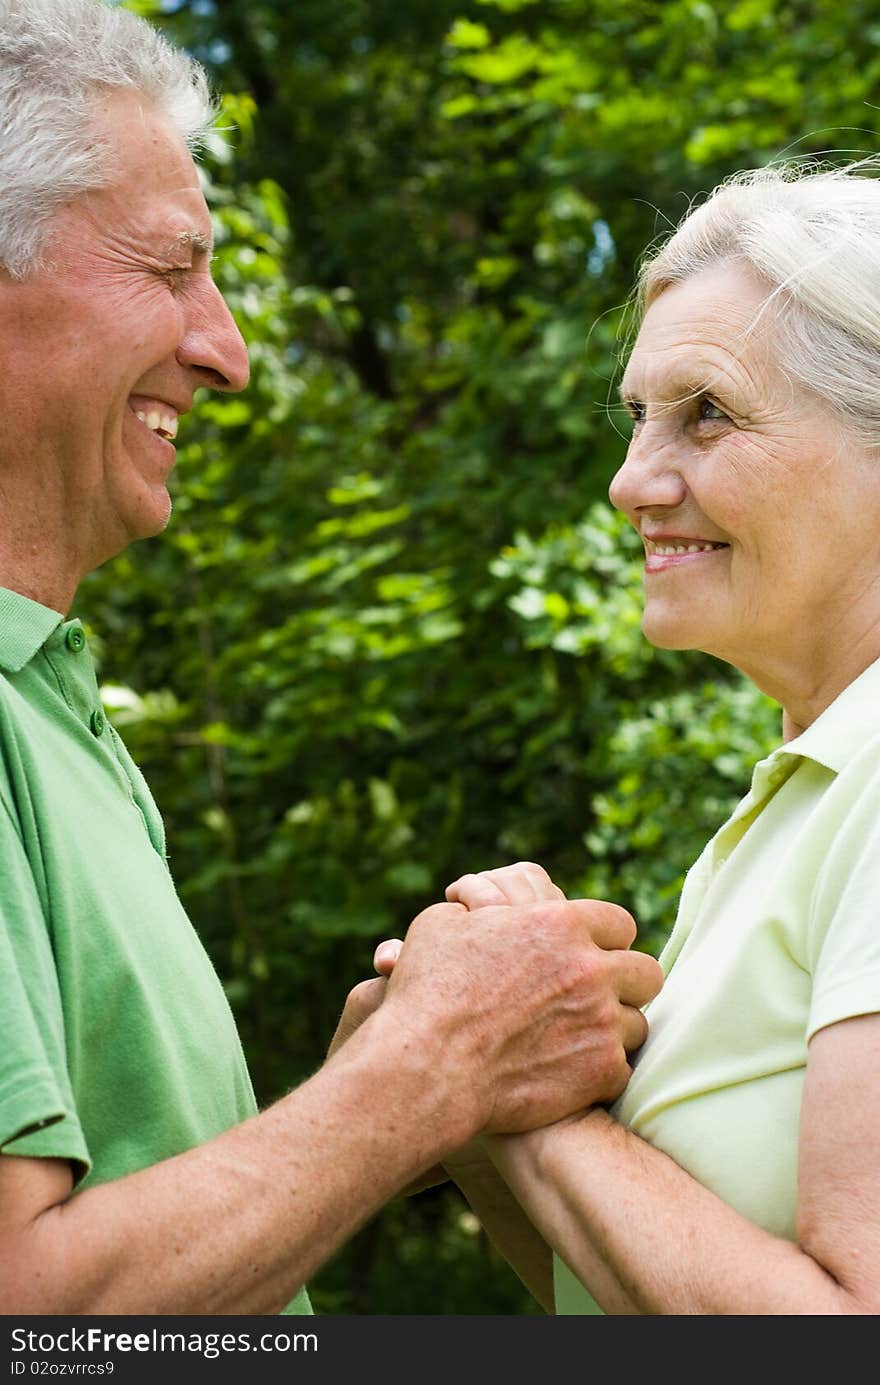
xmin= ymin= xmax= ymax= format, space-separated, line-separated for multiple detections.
xmin=652 ymin=542 xmax=724 ymax=555
xmin=134 ymin=408 xmax=178 ymax=440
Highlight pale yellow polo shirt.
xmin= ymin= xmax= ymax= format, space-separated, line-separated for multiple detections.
xmin=556 ymin=657 xmax=880 ymax=1314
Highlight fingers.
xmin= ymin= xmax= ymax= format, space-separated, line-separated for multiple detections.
xmin=606 ymin=946 xmax=664 ymax=1009
xmin=373 ymin=937 xmax=403 ymax=976
xmin=410 ymin=893 xmax=646 ymax=967
xmin=382 ymin=887 xmax=663 ymax=1132
xmin=327 ymin=976 xmax=388 ymax=1058
xmin=446 ymin=873 xmax=511 ymax=909
xmin=399 ymin=1162 xmax=451 ymax=1197
xmin=564 ymin=897 xmax=638 ymax=950
xmin=620 ymin=1004 xmax=649 ymax=1055
xmin=446 ymin=861 xmax=566 ymax=910
xmin=347 ymin=975 xmax=388 ymax=1017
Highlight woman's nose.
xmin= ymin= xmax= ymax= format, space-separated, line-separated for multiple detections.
xmin=608 ymin=430 xmax=688 ymax=517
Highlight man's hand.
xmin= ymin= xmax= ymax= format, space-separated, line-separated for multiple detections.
xmin=328 ymin=864 xmax=661 ymax=1171
xmin=328 ymin=944 xmax=449 ymax=1195
xmin=441 ymin=861 xmax=586 ymax=1175
xmin=440 ymin=861 xmax=658 ymax=1167
xmin=374 ymin=879 xmax=661 ymax=1140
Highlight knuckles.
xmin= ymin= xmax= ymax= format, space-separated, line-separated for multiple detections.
xmin=511 ymin=859 xmax=553 ymax=882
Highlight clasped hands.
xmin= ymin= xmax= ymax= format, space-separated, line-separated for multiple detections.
xmin=327 ymin=862 xmax=662 ymax=1194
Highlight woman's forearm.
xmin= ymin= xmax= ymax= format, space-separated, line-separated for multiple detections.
xmin=446 ymin=1156 xmax=554 ymax=1311
xmin=484 ymin=1109 xmax=856 ymax=1316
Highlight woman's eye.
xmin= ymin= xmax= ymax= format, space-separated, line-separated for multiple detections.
xmin=698 ymin=397 xmax=728 ymax=422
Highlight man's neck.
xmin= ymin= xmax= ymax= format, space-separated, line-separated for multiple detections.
xmin=0 ymin=550 xmax=76 ymax=615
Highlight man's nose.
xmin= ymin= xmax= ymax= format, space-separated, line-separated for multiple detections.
xmin=176 ymin=277 xmax=250 ymax=393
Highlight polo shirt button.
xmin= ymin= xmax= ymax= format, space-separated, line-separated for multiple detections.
xmin=90 ymin=709 xmax=106 ymax=737
xmin=66 ymin=626 xmax=86 ymax=653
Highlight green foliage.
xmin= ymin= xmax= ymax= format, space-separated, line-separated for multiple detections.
xmin=492 ymin=506 xmax=779 ymax=949
xmin=88 ymin=0 xmax=856 ymax=1312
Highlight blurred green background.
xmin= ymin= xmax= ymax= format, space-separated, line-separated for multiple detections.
xmin=90 ymin=0 xmax=877 ymax=1311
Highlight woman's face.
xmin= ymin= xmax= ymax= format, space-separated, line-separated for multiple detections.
xmin=609 ymin=261 xmax=880 ymax=694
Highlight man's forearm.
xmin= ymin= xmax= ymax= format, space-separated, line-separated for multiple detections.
xmin=17 ymin=1008 xmax=474 ymax=1315
xmin=5 ymin=891 xmax=665 ymax=1314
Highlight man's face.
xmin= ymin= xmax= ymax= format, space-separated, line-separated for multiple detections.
xmin=0 ymin=89 xmax=249 ymax=579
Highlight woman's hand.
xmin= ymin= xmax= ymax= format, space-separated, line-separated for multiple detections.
xmin=445 ymin=861 xmax=566 ymax=911
xmin=326 ymin=938 xmax=405 ymax=1060
xmin=326 ymin=973 xmax=388 ymax=1061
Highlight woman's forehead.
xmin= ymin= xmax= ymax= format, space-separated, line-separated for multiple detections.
xmin=622 ymin=265 xmax=776 ymax=400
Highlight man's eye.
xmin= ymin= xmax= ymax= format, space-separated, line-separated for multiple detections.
xmin=698 ymin=397 xmax=728 ymax=422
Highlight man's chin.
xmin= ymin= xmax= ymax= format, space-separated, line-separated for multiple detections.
xmin=140 ymin=481 xmax=174 ymax=532
xmin=93 ymin=497 xmax=173 ymax=569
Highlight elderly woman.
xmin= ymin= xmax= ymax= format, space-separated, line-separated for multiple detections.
xmin=375 ymin=159 xmax=880 ymax=1314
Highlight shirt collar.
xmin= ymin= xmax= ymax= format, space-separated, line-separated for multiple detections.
xmin=0 ymin=586 xmax=65 ymax=673
xmin=781 ymin=655 xmax=880 ymax=774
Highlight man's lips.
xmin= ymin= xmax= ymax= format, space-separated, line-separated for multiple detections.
xmin=127 ymin=394 xmax=182 ymax=442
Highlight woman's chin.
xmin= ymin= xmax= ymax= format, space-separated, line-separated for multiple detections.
xmin=640 ymin=615 xmax=700 ymax=652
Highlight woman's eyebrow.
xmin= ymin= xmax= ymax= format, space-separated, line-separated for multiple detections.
xmin=618 ymin=375 xmax=724 ymax=404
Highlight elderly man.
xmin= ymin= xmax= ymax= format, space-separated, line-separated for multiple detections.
xmin=0 ymin=0 xmax=661 ymax=1316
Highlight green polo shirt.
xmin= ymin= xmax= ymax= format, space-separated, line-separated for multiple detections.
xmin=0 ymin=587 xmax=310 ymax=1315
xmin=556 ymin=658 xmax=880 ymax=1314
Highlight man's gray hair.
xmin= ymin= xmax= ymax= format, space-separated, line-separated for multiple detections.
xmin=636 ymin=158 xmax=880 ymax=447
xmin=0 ymin=0 xmax=215 ymax=278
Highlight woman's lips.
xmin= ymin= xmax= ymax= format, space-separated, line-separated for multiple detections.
xmin=643 ymin=539 xmax=730 ymax=573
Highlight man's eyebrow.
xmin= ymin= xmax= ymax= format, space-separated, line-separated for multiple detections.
xmin=163 ymin=228 xmax=214 ymax=257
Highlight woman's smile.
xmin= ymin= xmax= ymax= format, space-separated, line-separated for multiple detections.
xmin=642 ymin=533 xmax=730 ymax=573
xmin=609 ymin=262 xmax=880 ymax=718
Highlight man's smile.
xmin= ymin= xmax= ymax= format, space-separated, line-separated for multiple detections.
xmin=127 ymin=394 xmax=180 ymax=441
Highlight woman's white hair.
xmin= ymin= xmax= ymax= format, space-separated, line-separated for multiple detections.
xmin=0 ymin=0 xmax=215 ymax=279
xmin=636 ymin=157 xmax=880 ymax=446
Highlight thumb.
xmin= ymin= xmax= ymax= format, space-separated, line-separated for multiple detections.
xmin=373 ymin=937 xmax=404 ymax=976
